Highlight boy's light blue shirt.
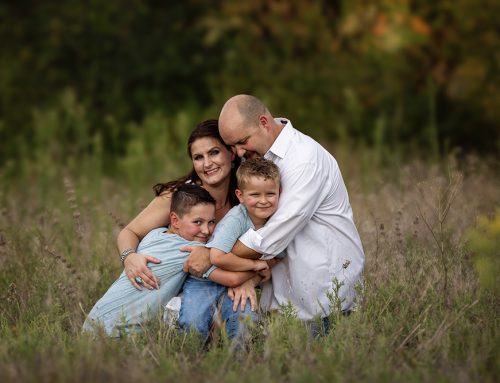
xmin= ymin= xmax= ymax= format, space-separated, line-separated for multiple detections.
xmin=200 ymin=204 xmax=285 ymax=279
xmin=190 ymin=204 xmax=254 ymax=280
xmin=207 ymin=204 xmax=255 ymax=253
xmin=83 ymin=228 xmax=204 ymax=336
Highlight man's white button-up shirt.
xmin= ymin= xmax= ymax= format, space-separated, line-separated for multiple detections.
xmin=238 ymin=119 xmax=365 ymax=320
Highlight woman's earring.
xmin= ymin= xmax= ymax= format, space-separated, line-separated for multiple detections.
xmin=231 ymin=162 xmax=235 ymax=169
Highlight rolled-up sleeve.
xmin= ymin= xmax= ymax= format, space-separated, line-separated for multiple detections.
xmin=239 ymin=162 xmax=330 ymax=258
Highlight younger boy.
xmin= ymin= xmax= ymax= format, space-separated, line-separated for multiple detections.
xmin=179 ymin=157 xmax=283 ymax=338
xmin=83 ymin=184 xmax=219 ymax=337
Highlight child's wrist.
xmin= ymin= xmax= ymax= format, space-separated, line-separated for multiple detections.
xmin=252 ymin=273 xmax=263 ymax=286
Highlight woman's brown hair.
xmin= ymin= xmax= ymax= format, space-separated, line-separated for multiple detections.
xmin=153 ymin=119 xmax=241 ymax=207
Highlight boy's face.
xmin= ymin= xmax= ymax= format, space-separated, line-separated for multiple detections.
xmin=236 ymin=176 xmax=280 ymax=222
xmin=170 ymin=203 xmax=216 ymax=243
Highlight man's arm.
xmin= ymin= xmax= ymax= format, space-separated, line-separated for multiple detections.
xmin=239 ymin=162 xmax=328 ymax=256
xmin=231 ymin=240 xmax=261 ymax=259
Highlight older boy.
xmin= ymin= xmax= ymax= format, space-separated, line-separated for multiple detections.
xmin=179 ymin=157 xmax=282 ymax=337
xmin=83 ymin=184 xmax=253 ymax=337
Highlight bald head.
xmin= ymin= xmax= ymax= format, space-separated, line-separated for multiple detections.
xmin=219 ymin=94 xmax=281 ymax=158
xmin=219 ymin=94 xmax=270 ymax=131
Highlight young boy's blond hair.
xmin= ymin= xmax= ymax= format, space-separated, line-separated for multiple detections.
xmin=236 ymin=157 xmax=281 ymax=190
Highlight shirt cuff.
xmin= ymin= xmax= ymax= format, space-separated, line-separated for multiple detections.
xmin=259 ymin=249 xmax=286 ymax=261
xmin=202 ymin=265 xmax=217 ymax=279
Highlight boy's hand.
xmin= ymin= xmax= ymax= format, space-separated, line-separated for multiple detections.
xmin=181 ymin=246 xmax=211 ymax=277
xmin=253 ymin=260 xmax=269 ymax=272
xmin=258 ymin=269 xmax=272 ymax=283
xmin=227 ymin=275 xmax=260 ymax=312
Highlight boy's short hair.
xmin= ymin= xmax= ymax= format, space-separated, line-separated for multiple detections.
xmin=171 ymin=184 xmax=215 ymax=217
xmin=236 ymin=157 xmax=280 ymax=190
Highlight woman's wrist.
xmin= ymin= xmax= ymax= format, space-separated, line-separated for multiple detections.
xmin=120 ymin=248 xmax=137 ymax=264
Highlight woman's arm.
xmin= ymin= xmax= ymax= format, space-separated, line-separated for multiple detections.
xmin=210 ymin=248 xmax=268 ymax=272
xmin=119 ymin=193 xmax=172 ymax=290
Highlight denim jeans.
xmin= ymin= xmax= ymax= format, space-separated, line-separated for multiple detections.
xmin=306 ymin=316 xmax=330 ymax=338
xmin=179 ymin=276 xmax=257 ymax=341
xmin=307 ymin=311 xmax=352 ymax=338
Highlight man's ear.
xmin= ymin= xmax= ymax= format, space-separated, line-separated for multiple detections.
xmin=258 ymin=114 xmax=270 ymax=130
xmin=170 ymin=212 xmax=180 ymax=229
xmin=235 ymin=189 xmax=244 ymax=204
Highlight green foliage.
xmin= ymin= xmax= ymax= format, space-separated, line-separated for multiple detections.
xmin=204 ymin=0 xmax=500 ymax=154
xmin=118 ymin=108 xmax=202 ymax=192
xmin=467 ymin=210 xmax=500 ymax=295
xmin=1 ymin=0 xmax=499 ymax=170
xmin=0 ymin=0 xmax=219 ymax=166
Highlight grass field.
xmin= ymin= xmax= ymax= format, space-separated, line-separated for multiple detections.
xmin=0 ymin=149 xmax=498 ymax=382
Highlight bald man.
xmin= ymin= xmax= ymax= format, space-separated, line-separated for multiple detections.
xmin=218 ymin=94 xmax=365 ymax=324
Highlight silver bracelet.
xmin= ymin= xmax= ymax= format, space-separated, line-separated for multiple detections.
xmin=120 ymin=248 xmax=136 ymax=264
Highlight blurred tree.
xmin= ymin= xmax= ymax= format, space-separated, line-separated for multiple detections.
xmin=0 ymin=0 xmax=498 ymax=169
xmin=203 ymin=0 xmax=499 ymax=154
xmin=0 ymin=0 xmax=222 ymax=163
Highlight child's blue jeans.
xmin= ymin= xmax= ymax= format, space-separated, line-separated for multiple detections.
xmin=179 ymin=276 xmax=257 ymax=341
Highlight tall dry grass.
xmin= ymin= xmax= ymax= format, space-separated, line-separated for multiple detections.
xmin=0 ymin=152 xmax=498 ymax=382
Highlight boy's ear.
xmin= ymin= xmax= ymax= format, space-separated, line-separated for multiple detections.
xmin=170 ymin=212 xmax=180 ymax=229
xmin=235 ymin=189 xmax=244 ymax=204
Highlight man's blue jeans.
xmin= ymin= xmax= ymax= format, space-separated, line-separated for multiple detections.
xmin=179 ymin=276 xmax=257 ymax=341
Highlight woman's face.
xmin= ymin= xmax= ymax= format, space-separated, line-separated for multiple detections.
xmin=190 ymin=137 xmax=234 ymax=187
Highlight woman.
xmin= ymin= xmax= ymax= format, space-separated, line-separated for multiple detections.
xmin=117 ymin=119 xmax=241 ymax=290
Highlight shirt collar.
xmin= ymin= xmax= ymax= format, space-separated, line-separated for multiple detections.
xmin=265 ymin=118 xmax=293 ymax=159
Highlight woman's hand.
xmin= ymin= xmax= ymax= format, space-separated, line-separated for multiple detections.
xmin=181 ymin=246 xmax=211 ymax=277
xmin=227 ymin=275 xmax=261 ymax=312
xmin=124 ymin=252 xmax=161 ymax=290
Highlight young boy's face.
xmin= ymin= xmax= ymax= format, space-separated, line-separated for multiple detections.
xmin=171 ymin=203 xmax=216 ymax=243
xmin=236 ymin=176 xmax=280 ymax=221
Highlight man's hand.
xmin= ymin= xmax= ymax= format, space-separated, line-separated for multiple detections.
xmin=253 ymin=259 xmax=269 ymax=272
xmin=124 ymin=252 xmax=161 ymax=290
xmin=266 ymin=258 xmax=282 ymax=268
xmin=258 ymin=269 xmax=272 ymax=283
xmin=254 ymin=258 xmax=280 ymax=282
xmin=227 ymin=275 xmax=261 ymax=312
xmin=181 ymin=246 xmax=211 ymax=277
